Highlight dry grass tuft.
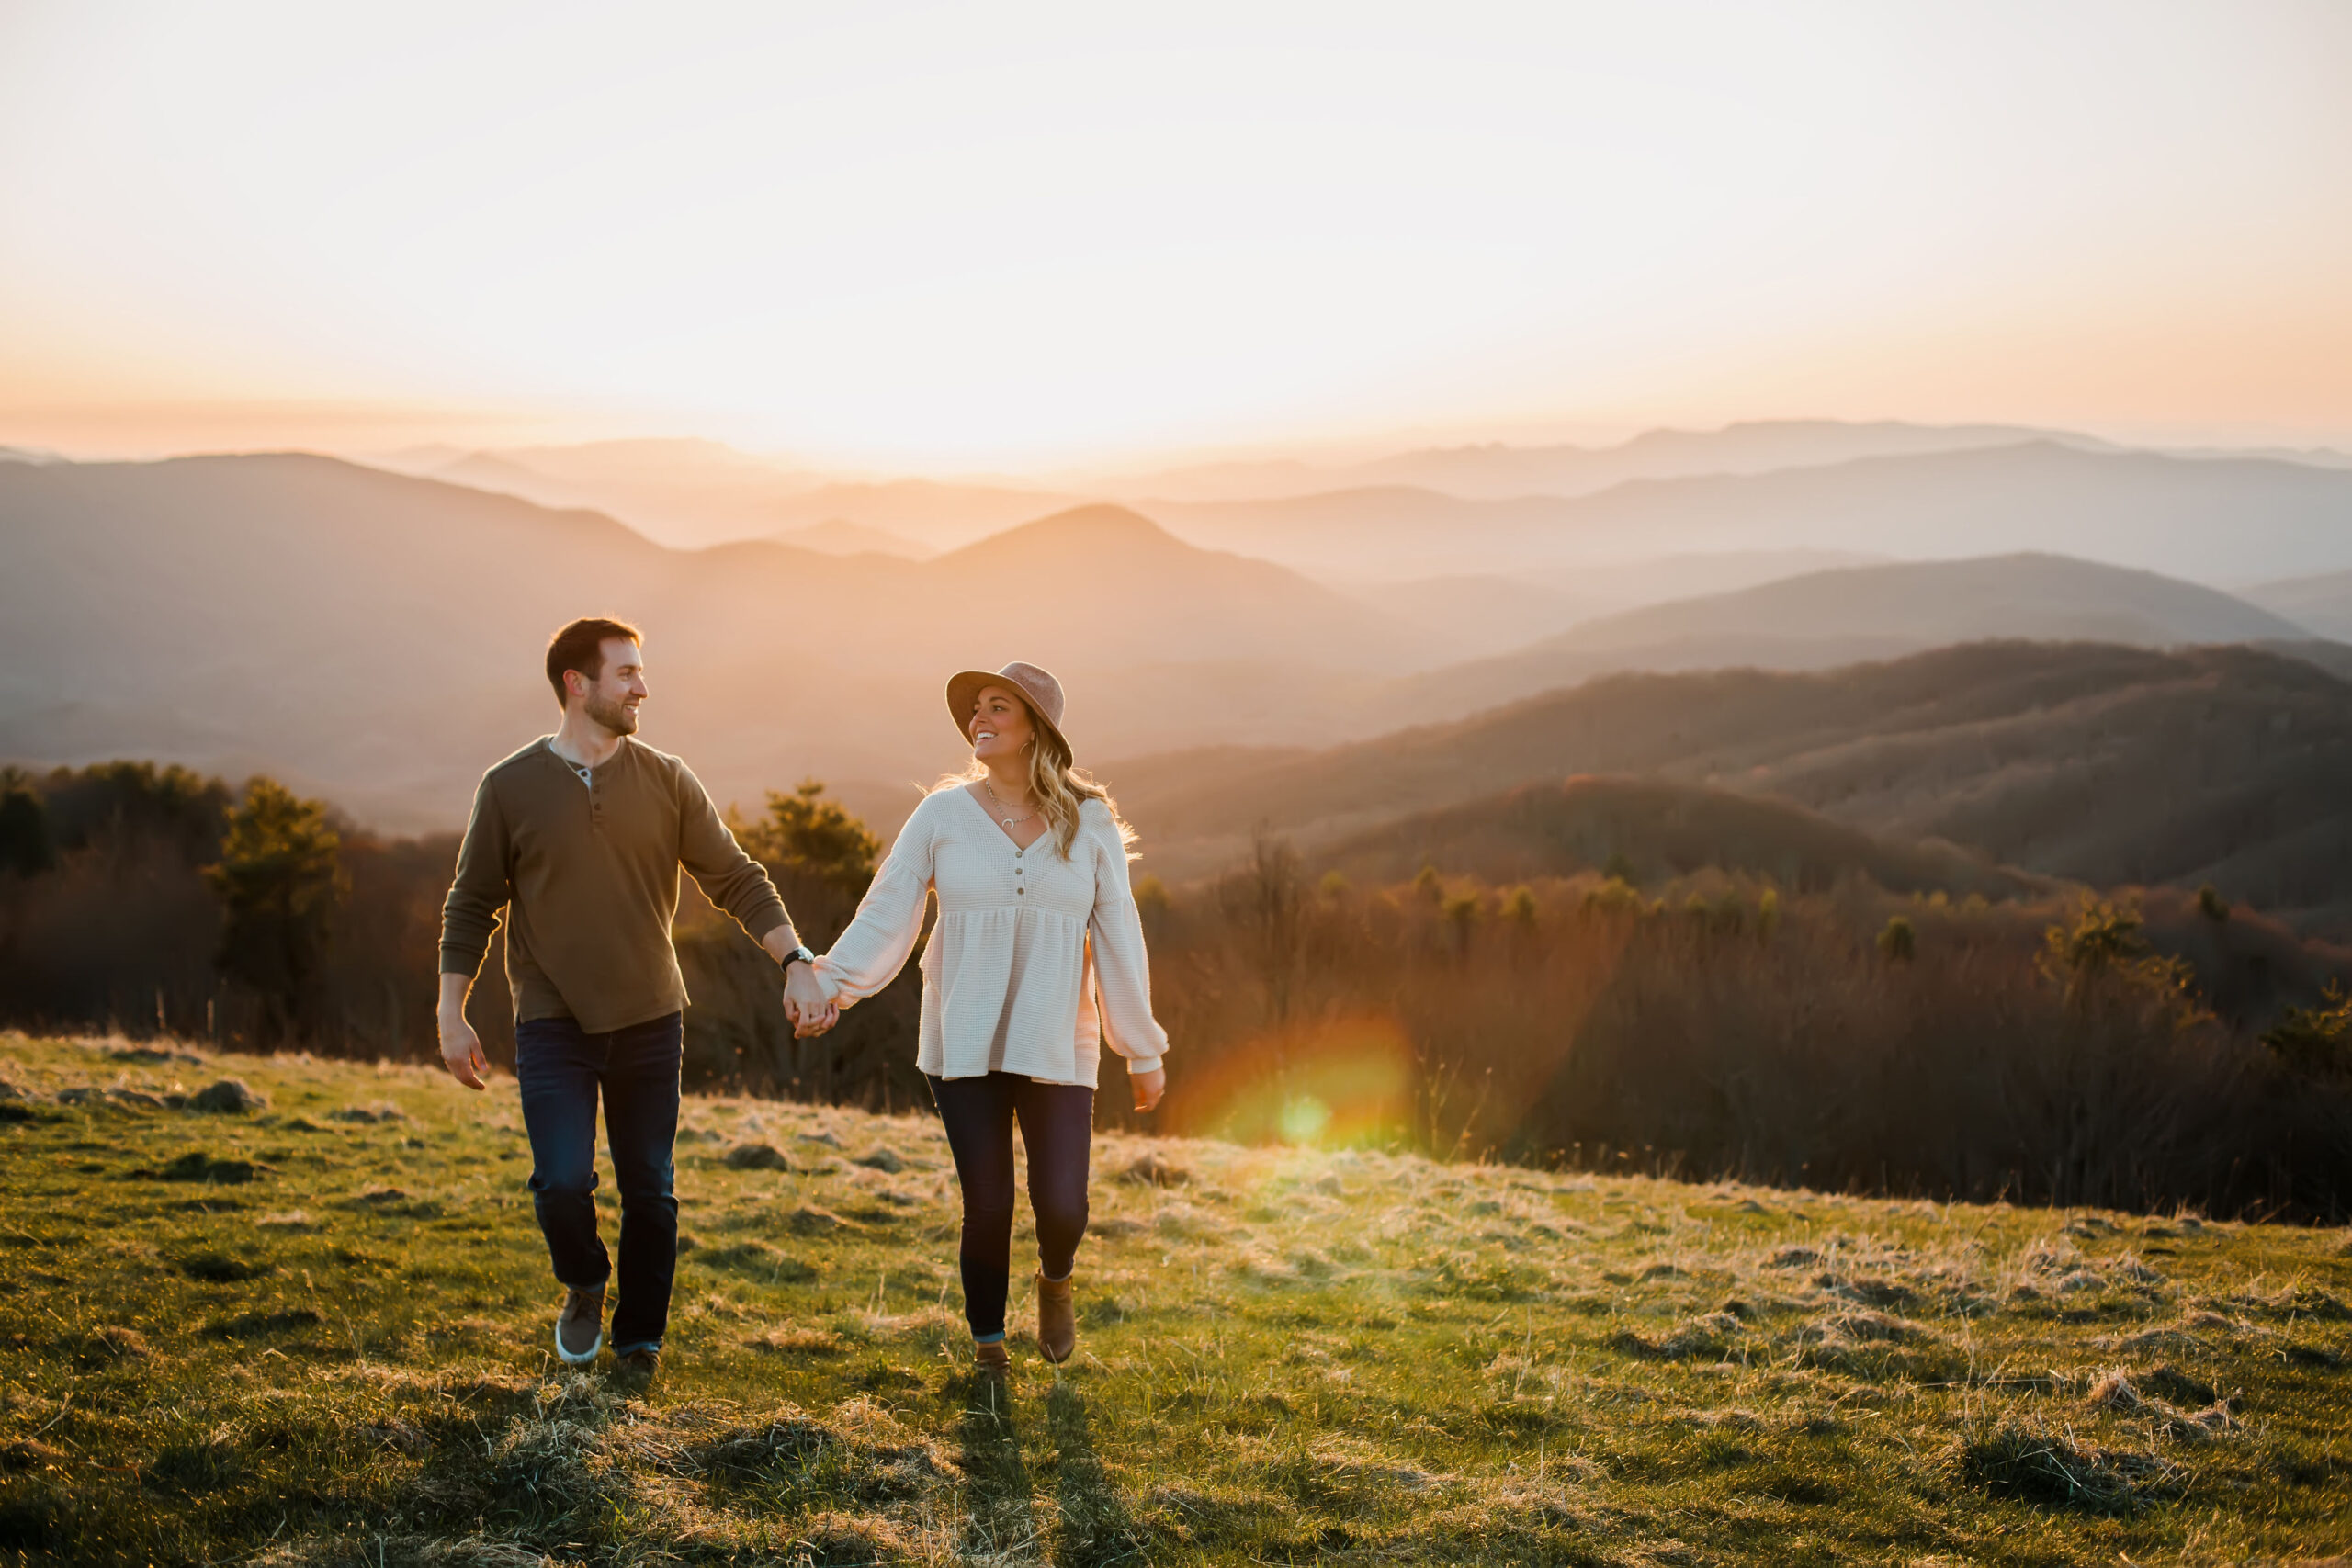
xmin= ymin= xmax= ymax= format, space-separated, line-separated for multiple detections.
xmin=1955 ymin=1411 xmax=2187 ymax=1512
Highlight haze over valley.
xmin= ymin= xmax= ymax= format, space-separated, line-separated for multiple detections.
xmin=8 ymin=418 xmax=2352 ymax=936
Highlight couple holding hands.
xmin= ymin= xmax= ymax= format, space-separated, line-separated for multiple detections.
xmin=436 ymin=617 xmax=1169 ymax=1381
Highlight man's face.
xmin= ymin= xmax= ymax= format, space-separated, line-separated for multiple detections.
xmin=570 ymin=638 xmax=647 ymax=736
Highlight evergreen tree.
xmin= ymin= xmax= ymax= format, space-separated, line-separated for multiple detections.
xmin=735 ymin=779 xmax=881 ymax=892
xmin=202 ymin=778 xmax=345 ymax=1036
xmin=0 ymin=773 xmax=52 ymax=876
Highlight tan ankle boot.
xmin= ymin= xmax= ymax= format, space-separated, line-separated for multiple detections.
xmin=1036 ymin=1269 xmax=1076 ymax=1364
xmin=975 ymin=1337 xmax=1011 ymax=1375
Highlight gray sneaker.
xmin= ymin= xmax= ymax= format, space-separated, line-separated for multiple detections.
xmin=556 ymin=1286 xmax=605 ymax=1365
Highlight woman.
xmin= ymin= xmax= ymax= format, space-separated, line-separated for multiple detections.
xmin=808 ymin=660 xmax=1170 ymax=1373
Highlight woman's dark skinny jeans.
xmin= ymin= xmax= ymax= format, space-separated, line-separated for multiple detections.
xmin=927 ymin=1071 xmax=1093 ymax=1340
xmin=514 ymin=1010 xmax=683 ymax=1354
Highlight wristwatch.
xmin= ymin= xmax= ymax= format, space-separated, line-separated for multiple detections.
xmin=779 ymin=944 xmax=816 ymax=974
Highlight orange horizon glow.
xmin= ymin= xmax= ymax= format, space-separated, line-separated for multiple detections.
xmin=4 ymin=4 xmax=2349 ymax=471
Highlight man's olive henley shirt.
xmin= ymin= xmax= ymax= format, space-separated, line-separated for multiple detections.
xmin=438 ymin=737 xmax=795 ymax=1032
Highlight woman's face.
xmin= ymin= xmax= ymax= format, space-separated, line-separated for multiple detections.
xmin=967 ymin=684 xmax=1035 ymax=765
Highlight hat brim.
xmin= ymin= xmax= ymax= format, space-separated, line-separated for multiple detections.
xmin=945 ymin=671 xmax=1071 ymax=763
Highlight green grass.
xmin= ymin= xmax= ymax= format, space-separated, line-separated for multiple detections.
xmin=3 ymin=1031 xmax=2349 ymax=1567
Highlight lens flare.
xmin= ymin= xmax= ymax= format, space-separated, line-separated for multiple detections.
xmin=1277 ymin=1094 xmax=1332 ymax=1145
xmin=1170 ymin=1013 xmax=1416 ymax=1151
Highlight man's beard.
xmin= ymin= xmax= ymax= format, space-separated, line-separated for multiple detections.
xmin=582 ymin=693 xmax=639 ymax=736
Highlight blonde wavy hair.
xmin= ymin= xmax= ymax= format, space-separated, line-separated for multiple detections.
xmin=944 ymin=694 xmax=1137 ymax=861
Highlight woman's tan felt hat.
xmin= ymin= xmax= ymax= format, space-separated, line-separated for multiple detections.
xmin=946 ymin=662 xmax=1071 ymax=761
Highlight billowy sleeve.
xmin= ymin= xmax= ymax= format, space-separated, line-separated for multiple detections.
xmin=811 ymin=794 xmax=941 ymax=1008
xmin=1085 ymin=803 xmax=1169 ymax=1075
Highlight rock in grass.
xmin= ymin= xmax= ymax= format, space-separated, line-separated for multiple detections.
xmin=726 ymin=1142 xmax=792 ymax=1171
xmin=188 ymin=1079 xmax=264 ymax=1113
xmin=327 ymin=1101 xmax=405 ymax=1123
xmin=853 ymin=1148 xmax=904 ymax=1174
xmin=1121 ymin=1152 xmax=1190 ymax=1187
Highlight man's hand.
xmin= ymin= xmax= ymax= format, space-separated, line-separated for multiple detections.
xmin=438 ymin=1007 xmax=490 ymax=1090
xmin=783 ymin=959 xmax=837 ymax=1038
xmin=436 ymin=972 xmax=488 ymax=1089
xmin=1130 ymin=1066 xmax=1166 ymax=1113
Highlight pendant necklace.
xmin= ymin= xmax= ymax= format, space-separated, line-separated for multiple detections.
xmin=984 ymin=780 xmax=1035 ymax=827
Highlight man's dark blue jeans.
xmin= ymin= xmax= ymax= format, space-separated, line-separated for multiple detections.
xmin=513 ymin=1010 xmax=683 ymax=1354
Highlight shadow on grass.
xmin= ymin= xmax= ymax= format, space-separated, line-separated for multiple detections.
xmin=1046 ymin=1381 xmax=1146 ymax=1568
xmin=957 ymin=1374 xmax=1042 ymax=1562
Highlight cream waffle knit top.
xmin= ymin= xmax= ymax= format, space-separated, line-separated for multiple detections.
xmin=810 ymin=785 xmax=1169 ymax=1088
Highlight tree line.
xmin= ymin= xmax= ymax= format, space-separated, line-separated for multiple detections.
xmin=0 ymin=762 xmax=926 ymax=1102
xmin=5 ymin=761 xmax=2349 ymax=1217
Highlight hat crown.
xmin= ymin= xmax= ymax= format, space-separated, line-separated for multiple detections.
xmin=989 ymin=661 xmax=1065 ymax=728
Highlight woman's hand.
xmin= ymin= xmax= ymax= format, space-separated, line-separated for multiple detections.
xmin=1130 ymin=1066 xmax=1166 ymax=1113
xmin=783 ymin=957 xmax=840 ymax=1036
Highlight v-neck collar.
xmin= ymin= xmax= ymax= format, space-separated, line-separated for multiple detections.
xmin=957 ymin=782 xmax=1048 ymax=852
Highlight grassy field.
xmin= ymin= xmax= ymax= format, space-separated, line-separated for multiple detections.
xmin=2 ymin=1032 xmax=2349 ymax=1567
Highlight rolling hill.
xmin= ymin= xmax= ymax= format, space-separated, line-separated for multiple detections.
xmin=0 ymin=457 xmax=1452 ymax=829
xmin=768 ymin=520 xmax=935 ymax=558
xmin=14 ymin=453 xmax=2352 ymax=896
xmin=2243 ymin=568 xmax=2352 ymax=642
xmin=1111 ymin=641 xmax=2352 ymax=932
xmin=1314 ymin=773 xmax=2043 ymax=897
xmin=381 ymin=439 xmax=1080 ymax=552
xmin=1548 ymin=554 xmax=2308 ymax=651
xmin=1333 ymin=553 xmax=2339 ymax=734
xmin=1139 ymin=441 xmax=2352 ymax=581
xmin=1106 ymin=418 xmax=2077 ymax=502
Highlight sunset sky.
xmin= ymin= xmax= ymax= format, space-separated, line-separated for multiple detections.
xmin=2 ymin=2 xmax=2347 ymax=468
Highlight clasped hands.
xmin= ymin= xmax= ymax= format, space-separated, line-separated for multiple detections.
xmin=785 ymin=962 xmax=837 ymax=1039
xmin=761 ymin=929 xmax=840 ymax=1038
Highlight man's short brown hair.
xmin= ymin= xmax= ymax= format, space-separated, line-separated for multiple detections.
xmin=545 ymin=617 xmax=643 ymax=707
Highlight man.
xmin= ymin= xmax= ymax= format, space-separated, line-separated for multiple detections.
xmin=437 ymin=616 xmax=831 ymax=1380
